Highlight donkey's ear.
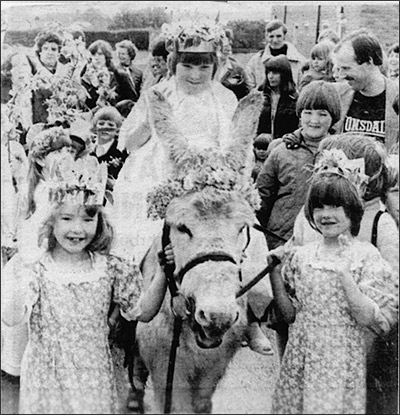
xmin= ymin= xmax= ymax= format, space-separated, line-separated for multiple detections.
xmin=225 ymin=90 xmax=264 ymax=165
xmin=148 ymin=89 xmax=189 ymax=164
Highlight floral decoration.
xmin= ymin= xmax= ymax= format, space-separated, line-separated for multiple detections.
xmin=310 ymin=149 xmax=370 ymax=197
xmin=146 ymin=148 xmax=261 ymax=220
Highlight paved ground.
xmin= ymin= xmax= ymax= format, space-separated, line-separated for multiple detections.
xmin=1 ymin=326 xmax=279 ymax=414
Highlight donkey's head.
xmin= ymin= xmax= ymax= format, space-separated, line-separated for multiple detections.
xmin=146 ymin=89 xmax=264 ymax=348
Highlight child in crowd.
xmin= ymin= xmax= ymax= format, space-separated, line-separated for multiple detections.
xmin=269 ymin=149 xmax=398 ymax=414
xmin=1 ymin=153 xmax=167 ymax=414
xmin=298 ymin=41 xmax=335 ymax=91
xmin=251 ymin=133 xmax=273 ymax=182
xmin=91 ymin=106 xmax=128 ymax=183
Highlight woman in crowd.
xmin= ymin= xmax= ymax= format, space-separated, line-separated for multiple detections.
xmin=256 ymin=55 xmax=299 ymax=140
xmin=80 ymin=39 xmax=136 ymax=112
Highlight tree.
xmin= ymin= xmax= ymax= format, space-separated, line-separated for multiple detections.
xmin=108 ymin=7 xmax=171 ymax=30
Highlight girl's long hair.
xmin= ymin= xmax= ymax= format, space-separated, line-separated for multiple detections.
xmin=262 ymin=55 xmax=297 ymax=96
xmin=310 ymin=41 xmax=334 ymax=77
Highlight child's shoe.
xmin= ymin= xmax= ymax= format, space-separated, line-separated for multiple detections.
xmin=246 ymin=321 xmax=274 ymax=355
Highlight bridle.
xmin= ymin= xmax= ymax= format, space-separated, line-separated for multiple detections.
xmin=161 ymin=220 xmax=281 ymax=414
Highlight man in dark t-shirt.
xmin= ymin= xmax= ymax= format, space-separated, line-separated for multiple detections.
xmin=333 ymin=29 xmax=398 ymax=151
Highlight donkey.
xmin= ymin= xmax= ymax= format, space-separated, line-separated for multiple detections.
xmin=132 ymin=89 xmax=270 ymax=414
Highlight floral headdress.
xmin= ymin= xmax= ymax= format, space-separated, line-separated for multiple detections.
xmin=161 ymin=18 xmax=226 ymax=53
xmin=43 ymin=154 xmax=108 ymax=206
xmin=28 ymin=126 xmax=71 ymax=161
xmin=311 ymin=149 xmax=370 ymax=197
xmin=146 ymin=148 xmax=261 ymax=220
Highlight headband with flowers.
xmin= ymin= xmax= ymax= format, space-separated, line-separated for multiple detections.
xmin=161 ymin=19 xmax=226 ymax=53
xmin=310 ymin=149 xmax=370 ymax=197
xmin=42 ymin=153 xmax=108 ymax=206
xmin=146 ymin=148 xmax=260 ymax=220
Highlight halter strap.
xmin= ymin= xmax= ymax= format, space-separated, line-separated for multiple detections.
xmin=176 ymin=253 xmax=237 ymax=283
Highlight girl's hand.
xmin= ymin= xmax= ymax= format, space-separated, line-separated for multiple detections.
xmin=158 ymin=243 xmax=175 ymax=267
xmin=336 ymin=234 xmax=352 ymax=277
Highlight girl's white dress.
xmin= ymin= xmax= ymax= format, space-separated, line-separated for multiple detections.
xmin=272 ymin=239 xmax=398 ymax=414
xmin=111 ymin=78 xmax=238 ymax=263
xmin=2 ymin=251 xmax=143 ymax=414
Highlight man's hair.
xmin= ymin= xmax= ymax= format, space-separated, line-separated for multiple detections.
xmin=34 ymin=31 xmax=63 ymax=54
xmin=116 ymin=39 xmax=138 ymax=61
xmin=150 ymin=36 xmax=169 ymax=60
xmin=335 ymin=29 xmax=383 ymax=66
xmin=72 ymin=30 xmax=86 ymax=43
xmin=88 ymin=39 xmax=115 ymax=70
xmin=265 ymin=19 xmax=287 ymax=35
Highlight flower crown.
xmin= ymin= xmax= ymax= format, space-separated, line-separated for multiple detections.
xmin=146 ymin=148 xmax=261 ymax=220
xmin=161 ymin=19 xmax=226 ymax=53
xmin=29 ymin=126 xmax=71 ymax=160
xmin=43 ymin=154 xmax=108 ymax=206
xmin=311 ymin=149 xmax=370 ymax=196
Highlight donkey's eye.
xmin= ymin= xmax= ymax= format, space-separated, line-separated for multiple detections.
xmin=177 ymin=224 xmax=193 ymax=237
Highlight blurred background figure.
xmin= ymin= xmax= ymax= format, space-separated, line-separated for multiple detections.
xmin=141 ymin=35 xmax=170 ymax=91
xmin=298 ymin=41 xmax=336 ymax=91
xmin=251 ymin=133 xmax=273 ymax=182
xmin=387 ymin=42 xmax=399 ymax=81
xmin=256 ymin=55 xmax=299 ymax=140
xmin=115 ymin=39 xmax=143 ymax=103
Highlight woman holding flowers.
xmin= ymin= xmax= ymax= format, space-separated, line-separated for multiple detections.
xmin=80 ymin=39 xmax=136 ymax=112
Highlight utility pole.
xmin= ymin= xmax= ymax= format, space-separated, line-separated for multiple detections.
xmin=315 ymin=4 xmax=321 ymax=43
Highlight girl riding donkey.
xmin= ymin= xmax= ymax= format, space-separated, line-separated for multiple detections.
xmin=1 ymin=152 xmax=167 ymax=414
xmin=112 ymin=19 xmax=274 ymax=357
xmin=269 ymin=148 xmax=398 ymax=414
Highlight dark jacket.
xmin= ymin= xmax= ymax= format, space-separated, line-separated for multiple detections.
xmin=95 ymin=139 xmax=128 ymax=182
xmin=255 ymin=128 xmax=320 ymax=249
xmin=81 ymin=65 xmax=137 ymax=110
xmin=257 ymin=90 xmax=299 ymax=139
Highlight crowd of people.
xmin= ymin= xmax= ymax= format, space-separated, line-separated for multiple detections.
xmin=0 ymin=15 xmax=398 ymax=415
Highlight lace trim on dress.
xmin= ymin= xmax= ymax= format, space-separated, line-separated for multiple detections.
xmin=40 ymin=252 xmax=108 ymax=286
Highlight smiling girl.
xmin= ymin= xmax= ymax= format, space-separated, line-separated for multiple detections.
xmin=1 ymin=154 xmax=167 ymax=414
xmin=268 ymin=149 xmax=398 ymax=414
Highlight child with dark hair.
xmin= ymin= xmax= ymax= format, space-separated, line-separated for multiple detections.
xmin=269 ymin=149 xmax=398 ymax=414
xmin=251 ymin=133 xmax=273 ymax=182
xmin=257 ymin=55 xmax=299 ymax=140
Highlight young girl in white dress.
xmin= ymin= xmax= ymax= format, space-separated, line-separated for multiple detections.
xmin=269 ymin=149 xmax=398 ymax=414
xmin=1 ymin=154 xmax=167 ymax=414
xmin=111 ymin=22 xmax=238 ymax=264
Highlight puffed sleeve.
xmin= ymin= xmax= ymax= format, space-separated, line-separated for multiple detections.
xmin=1 ymin=253 xmax=40 ymax=327
xmin=108 ymin=255 xmax=144 ymax=317
xmin=354 ymin=243 xmax=398 ymax=336
xmin=117 ymin=91 xmax=151 ymax=153
xmin=280 ymin=248 xmax=301 ymax=310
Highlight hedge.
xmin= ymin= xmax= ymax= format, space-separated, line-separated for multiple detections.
xmin=4 ymin=28 xmax=150 ymax=50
